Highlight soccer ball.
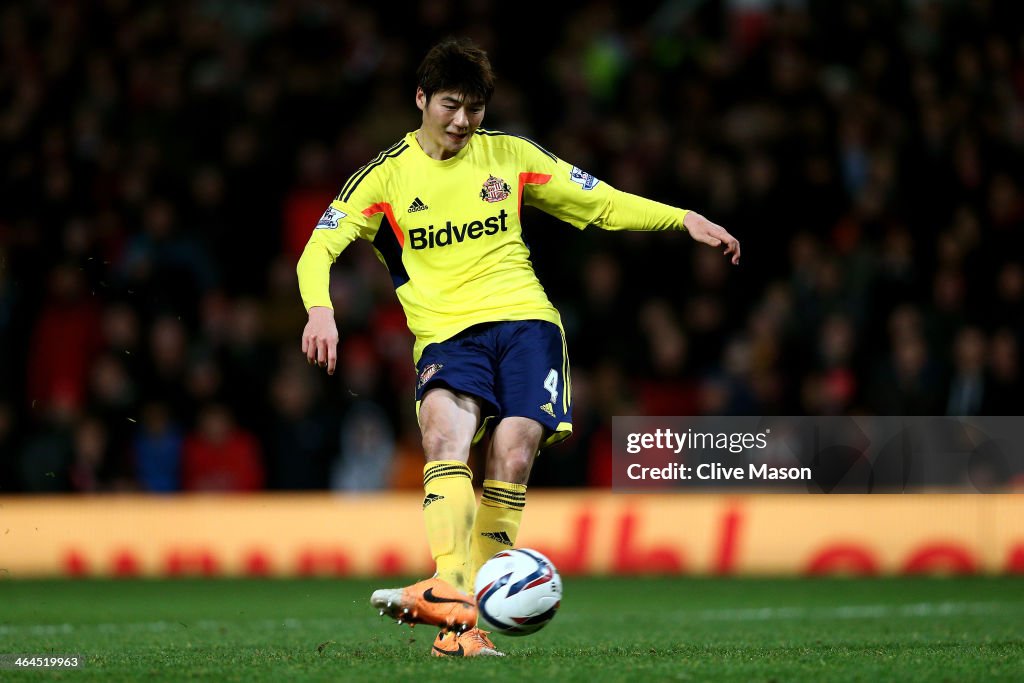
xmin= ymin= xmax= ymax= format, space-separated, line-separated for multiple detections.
xmin=473 ymin=548 xmax=562 ymax=636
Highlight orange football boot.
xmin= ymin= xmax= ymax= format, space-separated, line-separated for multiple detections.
xmin=431 ymin=628 xmax=504 ymax=657
xmin=370 ymin=577 xmax=477 ymax=632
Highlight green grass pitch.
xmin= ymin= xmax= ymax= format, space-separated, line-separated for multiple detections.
xmin=1 ymin=577 xmax=1022 ymax=681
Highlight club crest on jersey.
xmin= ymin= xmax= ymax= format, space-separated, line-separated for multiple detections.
xmin=480 ymin=175 xmax=511 ymax=203
xmin=570 ymin=166 xmax=600 ymax=190
xmin=316 ymin=206 xmax=347 ymax=229
xmin=418 ymin=362 xmax=444 ymax=390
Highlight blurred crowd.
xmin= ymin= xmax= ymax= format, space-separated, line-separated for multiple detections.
xmin=1 ymin=0 xmax=1023 ymax=493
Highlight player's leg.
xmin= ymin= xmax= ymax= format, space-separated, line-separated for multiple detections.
xmin=418 ymin=387 xmax=481 ymax=594
xmin=469 ymin=320 xmax=573 ymax=587
xmin=427 ymin=412 xmax=549 ymax=657
xmin=371 ymin=327 xmax=500 ymax=633
xmin=483 ymin=416 xmax=544 ymax=484
xmin=469 ymin=418 xmax=541 ymax=579
xmin=370 ymin=388 xmax=481 ymax=632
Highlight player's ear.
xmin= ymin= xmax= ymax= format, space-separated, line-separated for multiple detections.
xmin=415 ymin=88 xmax=427 ymax=112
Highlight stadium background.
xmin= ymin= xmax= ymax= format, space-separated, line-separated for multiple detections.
xmin=1 ymin=0 xmax=1023 ymax=580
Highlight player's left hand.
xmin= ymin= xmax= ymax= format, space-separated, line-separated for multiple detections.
xmin=683 ymin=211 xmax=740 ymax=265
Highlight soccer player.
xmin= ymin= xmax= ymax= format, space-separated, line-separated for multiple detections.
xmin=296 ymin=38 xmax=740 ymax=657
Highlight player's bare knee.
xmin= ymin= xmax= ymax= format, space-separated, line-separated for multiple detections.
xmin=420 ymin=428 xmax=448 ymax=460
xmin=421 ymin=427 xmax=470 ymax=462
xmin=492 ymin=446 xmax=535 ymax=483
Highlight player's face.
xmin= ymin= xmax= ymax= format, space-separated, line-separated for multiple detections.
xmin=416 ymin=88 xmax=485 ymax=160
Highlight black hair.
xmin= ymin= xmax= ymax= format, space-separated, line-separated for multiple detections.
xmin=416 ymin=37 xmax=495 ymax=104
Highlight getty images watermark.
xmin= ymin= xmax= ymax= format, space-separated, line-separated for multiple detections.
xmin=612 ymin=416 xmax=1023 ymax=493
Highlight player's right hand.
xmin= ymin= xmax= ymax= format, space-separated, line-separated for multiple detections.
xmin=302 ymin=306 xmax=339 ymax=375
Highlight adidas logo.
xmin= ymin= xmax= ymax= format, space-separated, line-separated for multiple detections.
xmin=407 ymin=197 xmax=428 ymax=212
xmin=422 ymin=493 xmax=445 ymax=509
xmin=539 ymin=403 xmax=555 ymax=418
xmin=481 ymin=531 xmax=514 ymax=546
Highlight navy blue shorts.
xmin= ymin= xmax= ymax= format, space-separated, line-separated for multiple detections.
xmin=414 ymin=320 xmax=572 ymax=449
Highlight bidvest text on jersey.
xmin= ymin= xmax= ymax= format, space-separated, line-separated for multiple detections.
xmin=408 ymin=209 xmax=509 ymax=249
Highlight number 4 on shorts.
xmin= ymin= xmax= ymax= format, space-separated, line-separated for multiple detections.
xmin=543 ymin=369 xmax=559 ymax=403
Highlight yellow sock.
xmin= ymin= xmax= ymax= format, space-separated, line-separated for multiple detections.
xmin=422 ymin=460 xmax=475 ymax=594
xmin=469 ymin=479 xmax=526 ymax=589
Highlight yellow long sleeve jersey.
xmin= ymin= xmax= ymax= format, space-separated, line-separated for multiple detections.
xmin=296 ymin=129 xmax=690 ymax=363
